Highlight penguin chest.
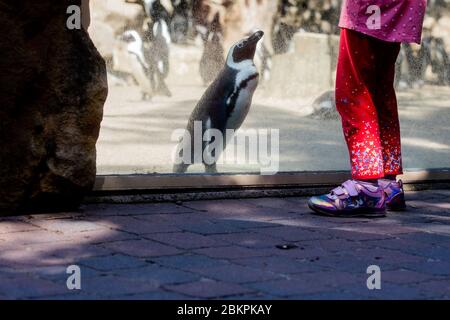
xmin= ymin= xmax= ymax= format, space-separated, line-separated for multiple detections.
xmin=226 ymin=76 xmax=259 ymax=129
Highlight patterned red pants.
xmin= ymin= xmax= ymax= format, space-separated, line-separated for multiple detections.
xmin=336 ymin=28 xmax=403 ymax=180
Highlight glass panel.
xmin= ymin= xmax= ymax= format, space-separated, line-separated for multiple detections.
xmin=91 ymin=1 xmax=450 ymax=176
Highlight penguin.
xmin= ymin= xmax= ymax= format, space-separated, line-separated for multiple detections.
xmin=143 ymin=0 xmax=171 ymax=26
xmin=149 ymin=19 xmax=172 ymax=97
xmin=170 ymin=0 xmax=190 ymax=44
xmin=118 ymin=30 xmax=153 ymax=100
xmin=199 ymin=13 xmax=225 ymax=86
xmin=173 ymin=30 xmax=264 ymax=174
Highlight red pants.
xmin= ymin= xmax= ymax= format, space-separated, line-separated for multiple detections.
xmin=336 ymin=29 xmax=403 ymax=180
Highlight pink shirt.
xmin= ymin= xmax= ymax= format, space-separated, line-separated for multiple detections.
xmin=339 ymin=0 xmax=427 ymax=44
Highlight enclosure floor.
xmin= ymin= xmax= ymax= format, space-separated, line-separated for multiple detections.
xmin=96 ymin=83 xmax=450 ymax=175
xmin=0 ymin=190 xmax=449 ymax=299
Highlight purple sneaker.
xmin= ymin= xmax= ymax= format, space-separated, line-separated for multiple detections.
xmin=308 ymin=180 xmax=386 ymax=217
xmin=378 ymin=179 xmax=407 ymax=211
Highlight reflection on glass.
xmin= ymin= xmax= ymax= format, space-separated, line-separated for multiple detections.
xmin=91 ymin=0 xmax=450 ymax=175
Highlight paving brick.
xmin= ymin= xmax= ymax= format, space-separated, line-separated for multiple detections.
xmin=400 ymin=260 xmax=450 ymax=276
xmin=0 ymin=230 xmax=69 ymax=245
xmin=253 ymin=226 xmax=331 ymax=241
xmin=89 ymin=216 xmax=181 ymax=235
xmin=111 ymin=291 xmax=192 ymax=300
xmin=247 ymin=278 xmax=328 ymax=297
xmin=183 ymin=199 xmax=259 ymax=214
xmin=29 ymin=219 xmax=106 ymax=235
xmin=153 ymin=254 xmax=230 ymax=270
xmin=338 ymin=247 xmax=427 ymax=265
xmin=194 ymin=246 xmax=272 ymax=260
xmin=165 ymin=279 xmax=254 ymax=298
xmin=319 ymin=228 xmax=396 ymax=241
xmin=381 ymin=269 xmax=436 ymax=284
xmin=0 ymin=275 xmax=69 ymax=299
xmin=73 ymin=229 xmax=139 ymax=244
xmin=144 ymin=232 xmax=225 ymax=250
xmin=102 ymin=239 xmax=181 ymax=258
xmin=415 ymin=280 xmax=450 ymax=299
xmin=79 ymin=254 xmax=147 ymax=271
xmin=79 ymin=276 xmax=161 ymax=297
xmin=209 ymin=218 xmax=276 ymax=230
xmin=191 ymin=264 xmax=280 ymax=284
xmin=0 ymin=221 xmax=40 ymax=234
xmin=180 ymin=221 xmax=243 ymax=235
xmin=310 ymin=253 xmax=400 ymax=273
xmin=82 ymin=203 xmax=194 ymax=216
xmin=343 ymin=283 xmax=427 ymax=300
xmin=116 ymin=265 xmax=199 ymax=285
xmin=208 ymin=232 xmax=286 ymax=249
xmin=233 ymin=256 xmax=328 ymax=274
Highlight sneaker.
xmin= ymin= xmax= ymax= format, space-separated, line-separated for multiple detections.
xmin=308 ymin=180 xmax=386 ymax=217
xmin=378 ymin=179 xmax=406 ymax=211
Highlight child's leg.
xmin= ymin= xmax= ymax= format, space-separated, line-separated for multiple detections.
xmin=335 ymin=29 xmax=384 ymax=180
xmin=370 ymin=42 xmax=403 ymax=178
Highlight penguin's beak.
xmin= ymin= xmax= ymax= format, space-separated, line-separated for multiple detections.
xmin=248 ymin=30 xmax=264 ymax=44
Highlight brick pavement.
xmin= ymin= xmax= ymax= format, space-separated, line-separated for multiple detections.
xmin=0 ymin=190 xmax=449 ymax=300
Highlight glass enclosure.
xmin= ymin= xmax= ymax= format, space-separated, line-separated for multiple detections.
xmin=91 ymin=0 xmax=450 ymax=176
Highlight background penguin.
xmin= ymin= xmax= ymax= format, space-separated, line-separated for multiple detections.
xmin=116 ymin=30 xmax=154 ymax=100
xmin=199 ymin=13 xmax=225 ymax=86
xmin=149 ymin=19 xmax=172 ymax=97
xmin=143 ymin=0 xmax=172 ymax=27
xmin=173 ymin=30 xmax=264 ymax=174
xmin=170 ymin=0 xmax=190 ymax=44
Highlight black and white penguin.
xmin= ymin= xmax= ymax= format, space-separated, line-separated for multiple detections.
xmin=199 ymin=13 xmax=225 ymax=86
xmin=118 ymin=30 xmax=153 ymax=100
xmin=173 ymin=30 xmax=264 ymax=174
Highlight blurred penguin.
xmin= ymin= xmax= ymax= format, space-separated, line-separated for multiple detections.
xmin=118 ymin=30 xmax=154 ymax=100
xmin=199 ymin=13 xmax=225 ymax=86
xmin=143 ymin=0 xmax=171 ymax=25
xmin=170 ymin=0 xmax=190 ymax=43
xmin=148 ymin=19 xmax=172 ymax=97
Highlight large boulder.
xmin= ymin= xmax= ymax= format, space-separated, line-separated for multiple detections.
xmin=0 ymin=0 xmax=108 ymax=213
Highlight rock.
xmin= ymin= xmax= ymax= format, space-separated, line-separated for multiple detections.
xmin=0 ymin=0 xmax=108 ymax=213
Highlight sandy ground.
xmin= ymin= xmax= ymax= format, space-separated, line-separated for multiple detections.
xmin=96 ymin=82 xmax=450 ymax=175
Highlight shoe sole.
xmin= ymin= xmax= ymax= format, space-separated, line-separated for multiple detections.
xmin=308 ymin=202 xmax=386 ymax=218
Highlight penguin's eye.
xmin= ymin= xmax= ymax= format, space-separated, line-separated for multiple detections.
xmin=237 ymin=42 xmax=244 ymax=48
